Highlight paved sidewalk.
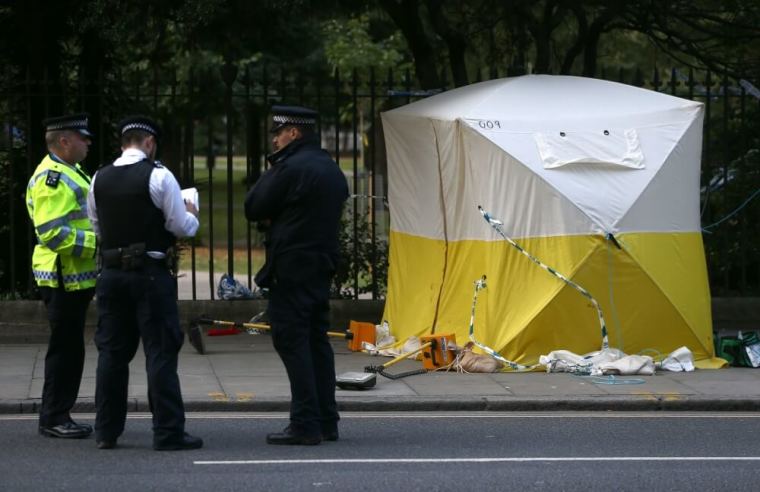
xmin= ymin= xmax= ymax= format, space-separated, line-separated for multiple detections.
xmin=3 ymin=332 xmax=760 ymax=414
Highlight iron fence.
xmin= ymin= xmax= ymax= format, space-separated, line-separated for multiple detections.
xmin=1 ymin=64 xmax=759 ymax=299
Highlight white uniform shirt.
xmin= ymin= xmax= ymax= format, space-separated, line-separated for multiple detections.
xmin=87 ymin=148 xmax=199 ymax=258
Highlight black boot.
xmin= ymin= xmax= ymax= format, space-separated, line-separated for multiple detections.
xmin=266 ymin=426 xmax=321 ymax=445
xmin=154 ymin=432 xmax=204 ymax=451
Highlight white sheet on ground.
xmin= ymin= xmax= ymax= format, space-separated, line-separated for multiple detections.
xmin=539 ymin=348 xmax=656 ymax=375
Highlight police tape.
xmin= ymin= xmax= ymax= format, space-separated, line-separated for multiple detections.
xmin=467 ymin=275 xmax=538 ymax=371
xmin=478 ymin=206 xmax=609 ymax=351
xmin=468 ymin=206 xmax=611 ymax=371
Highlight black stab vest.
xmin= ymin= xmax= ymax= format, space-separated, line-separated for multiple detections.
xmin=94 ymin=159 xmax=175 ymax=252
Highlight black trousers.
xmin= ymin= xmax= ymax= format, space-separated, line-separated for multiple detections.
xmin=268 ymin=250 xmax=340 ymax=437
xmin=38 ymin=286 xmax=94 ymax=427
xmin=94 ymin=262 xmax=186 ymax=443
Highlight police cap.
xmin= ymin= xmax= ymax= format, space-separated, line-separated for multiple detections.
xmin=270 ymin=105 xmax=318 ymax=133
xmin=118 ymin=115 xmax=161 ymax=139
xmin=42 ymin=113 xmax=93 ymax=137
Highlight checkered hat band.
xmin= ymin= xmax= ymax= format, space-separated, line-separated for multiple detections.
xmin=47 ymin=119 xmax=87 ymax=130
xmin=273 ymin=115 xmax=316 ymax=125
xmin=122 ymin=123 xmax=156 ymax=134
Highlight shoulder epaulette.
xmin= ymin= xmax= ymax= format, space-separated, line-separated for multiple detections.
xmin=45 ymin=170 xmax=61 ymax=188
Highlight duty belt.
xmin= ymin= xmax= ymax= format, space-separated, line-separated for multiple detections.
xmin=100 ymin=243 xmax=174 ymax=271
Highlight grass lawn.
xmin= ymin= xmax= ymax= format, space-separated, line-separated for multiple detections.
xmin=189 ymin=157 xmax=368 ymax=246
xmin=177 ymin=245 xmax=265 ymax=275
xmin=192 ymin=154 xmax=362 ymax=173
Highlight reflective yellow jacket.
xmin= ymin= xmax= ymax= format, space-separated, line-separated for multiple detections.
xmin=25 ymin=154 xmax=97 ymax=290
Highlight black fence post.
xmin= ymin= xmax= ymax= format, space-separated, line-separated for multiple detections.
xmin=280 ymin=66 xmax=287 ymax=104
xmin=704 ymin=70 xmax=712 ymax=224
xmin=316 ymin=71 xmax=323 ymax=136
xmin=721 ymin=72 xmax=731 ymax=291
xmin=687 ymin=68 xmax=695 ymax=100
xmin=244 ymin=64 xmax=253 ymax=289
xmin=206 ymin=110 xmax=215 ymax=300
xmin=152 ymin=65 xmax=159 ymax=112
xmin=369 ymin=66 xmax=377 ymax=299
xmin=297 ymin=68 xmax=304 ymax=105
xmin=7 ymin=62 xmax=760 ymax=299
xmin=262 ymin=62 xmax=269 ymax=168
xmin=334 ymin=68 xmax=340 ymax=166
xmin=387 ymin=68 xmax=394 ymax=109
xmin=652 ymin=66 xmax=661 ymax=92
xmin=222 ymin=61 xmax=238 ymax=278
xmin=351 ymin=68 xmax=359 ymax=299
xmin=405 ymin=68 xmax=411 ymax=105
xmin=25 ymin=66 xmax=34 ymax=293
xmin=739 ymin=78 xmax=748 ymax=293
xmin=97 ymin=68 xmax=105 ymax=165
xmin=170 ymin=67 xmax=179 ymax=175
xmin=186 ymin=69 xmax=197 ymax=300
xmin=7 ymin=109 xmax=16 ymax=296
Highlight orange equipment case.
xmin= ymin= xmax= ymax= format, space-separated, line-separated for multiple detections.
xmin=419 ymin=333 xmax=457 ymax=370
xmin=348 ymin=320 xmax=376 ymax=352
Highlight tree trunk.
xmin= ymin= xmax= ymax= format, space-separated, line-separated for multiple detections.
xmin=79 ymin=28 xmax=109 ymax=171
xmin=379 ymin=0 xmax=442 ymax=89
xmin=425 ymin=0 xmax=468 ymax=86
xmin=582 ymin=31 xmax=601 ymax=77
xmin=447 ymin=38 xmax=469 ymax=87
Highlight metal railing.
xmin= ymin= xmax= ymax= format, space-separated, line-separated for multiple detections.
xmin=1 ymin=64 xmax=759 ymax=298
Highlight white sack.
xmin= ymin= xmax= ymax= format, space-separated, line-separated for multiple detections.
xmin=658 ymin=346 xmax=695 ymax=372
xmin=597 ymin=355 xmax=655 ymax=376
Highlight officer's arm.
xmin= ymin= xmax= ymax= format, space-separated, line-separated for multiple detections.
xmin=86 ymin=173 xmax=100 ymax=237
xmin=244 ymin=165 xmax=292 ymax=222
xmin=153 ymin=168 xmax=199 ymax=238
xmin=32 ymin=185 xmax=97 ymax=259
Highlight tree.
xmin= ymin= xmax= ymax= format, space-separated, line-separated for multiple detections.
xmin=374 ymin=0 xmax=760 ymax=88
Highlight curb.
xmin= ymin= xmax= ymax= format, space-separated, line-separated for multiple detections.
xmin=5 ymin=396 xmax=760 ymax=414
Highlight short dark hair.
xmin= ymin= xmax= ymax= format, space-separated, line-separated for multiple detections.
xmin=121 ymin=129 xmax=154 ymax=147
xmin=287 ymin=124 xmax=314 ymax=138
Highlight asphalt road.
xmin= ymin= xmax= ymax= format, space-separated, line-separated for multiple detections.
xmin=2 ymin=412 xmax=760 ymax=491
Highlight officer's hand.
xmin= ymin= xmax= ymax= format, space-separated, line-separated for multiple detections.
xmin=184 ymin=200 xmax=199 ymax=217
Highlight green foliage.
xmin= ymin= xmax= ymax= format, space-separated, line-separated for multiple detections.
xmin=332 ymin=210 xmax=389 ymax=299
xmin=323 ymin=14 xmax=408 ymax=73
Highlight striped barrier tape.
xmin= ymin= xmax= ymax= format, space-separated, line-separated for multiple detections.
xmin=472 ymin=206 xmax=610 ymax=370
xmin=467 ymin=275 xmax=538 ymax=371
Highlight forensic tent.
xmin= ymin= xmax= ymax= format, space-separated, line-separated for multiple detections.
xmin=381 ymin=75 xmax=724 ymax=368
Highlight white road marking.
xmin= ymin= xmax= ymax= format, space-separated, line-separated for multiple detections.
xmin=3 ymin=411 xmax=760 ymax=420
xmin=195 ymin=457 xmax=760 ymax=465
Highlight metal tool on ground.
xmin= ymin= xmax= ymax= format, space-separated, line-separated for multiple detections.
xmin=186 ymin=315 xmax=353 ymax=355
xmin=337 ymin=339 xmax=443 ymax=390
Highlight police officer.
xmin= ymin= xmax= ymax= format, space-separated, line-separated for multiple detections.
xmin=245 ymin=105 xmax=348 ymax=445
xmin=86 ymin=116 xmax=202 ymax=451
xmin=27 ymin=114 xmax=98 ymax=439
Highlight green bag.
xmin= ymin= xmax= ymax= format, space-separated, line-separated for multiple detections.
xmin=717 ymin=336 xmax=752 ymax=367
xmin=738 ymin=331 xmax=760 ymax=368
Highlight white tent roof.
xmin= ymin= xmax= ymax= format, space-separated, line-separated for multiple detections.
xmin=390 ymin=75 xmax=700 ymax=125
xmin=382 ymin=75 xmax=704 ymax=240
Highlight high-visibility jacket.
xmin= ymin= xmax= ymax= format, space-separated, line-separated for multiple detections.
xmin=25 ymin=154 xmax=97 ymax=291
